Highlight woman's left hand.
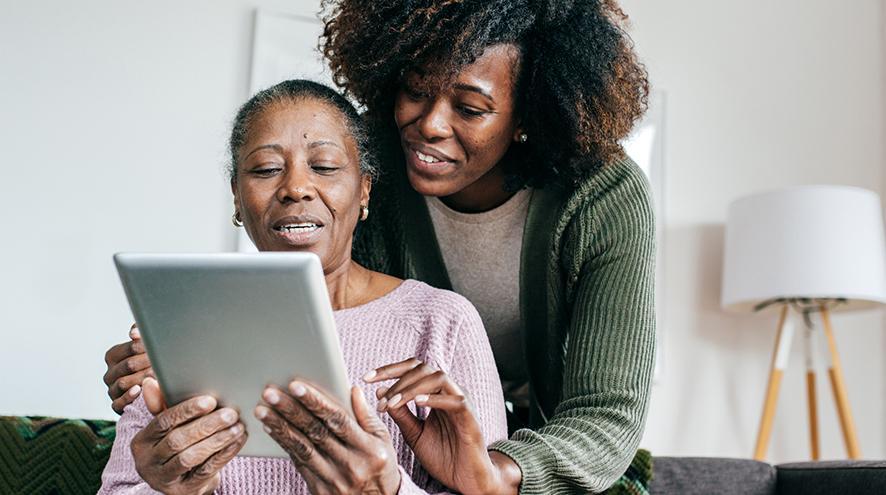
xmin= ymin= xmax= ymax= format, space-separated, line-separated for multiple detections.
xmin=255 ymin=382 xmax=401 ymax=495
xmin=365 ymin=359 xmax=521 ymax=495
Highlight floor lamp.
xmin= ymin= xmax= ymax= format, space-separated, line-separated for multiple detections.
xmin=721 ymin=186 xmax=886 ymax=461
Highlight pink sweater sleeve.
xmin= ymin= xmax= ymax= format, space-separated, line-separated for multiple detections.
xmin=398 ymin=300 xmax=509 ymax=495
xmin=97 ymin=397 xmax=161 ymax=494
xmin=446 ymin=301 xmax=509 ymax=446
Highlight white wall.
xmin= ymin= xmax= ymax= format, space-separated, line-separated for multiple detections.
xmin=1 ymin=0 xmax=883 ymax=465
xmin=620 ymin=0 xmax=886 ymax=462
xmin=0 ymin=0 xmax=313 ymax=420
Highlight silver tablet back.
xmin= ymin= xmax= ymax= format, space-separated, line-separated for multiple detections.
xmin=114 ymin=252 xmax=351 ymax=458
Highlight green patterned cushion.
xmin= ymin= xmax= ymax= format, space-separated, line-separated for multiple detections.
xmin=0 ymin=416 xmax=117 ymax=495
xmin=604 ymin=449 xmax=654 ymax=495
xmin=0 ymin=415 xmax=651 ymax=494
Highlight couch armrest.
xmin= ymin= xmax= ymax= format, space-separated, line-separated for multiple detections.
xmin=776 ymin=460 xmax=886 ymax=495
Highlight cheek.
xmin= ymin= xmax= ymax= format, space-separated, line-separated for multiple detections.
xmin=394 ymin=96 xmax=421 ymax=126
xmin=320 ymin=180 xmax=362 ymax=222
xmin=238 ymin=184 xmax=275 ymax=220
xmin=459 ymin=124 xmax=512 ymax=168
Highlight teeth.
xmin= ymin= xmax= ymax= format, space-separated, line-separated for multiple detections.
xmin=277 ymin=223 xmax=319 ymax=232
xmin=415 ymin=150 xmax=441 ymax=163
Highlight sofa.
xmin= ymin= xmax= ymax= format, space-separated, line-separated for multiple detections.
xmin=651 ymin=456 xmax=886 ymax=494
xmin=2 ymin=415 xmax=885 ymax=494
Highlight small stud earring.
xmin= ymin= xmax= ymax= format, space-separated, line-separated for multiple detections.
xmin=360 ymin=205 xmax=369 ymax=221
xmin=519 ymin=133 xmax=528 ymax=143
xmin=232 ymin=212 xmax=243 ymax=227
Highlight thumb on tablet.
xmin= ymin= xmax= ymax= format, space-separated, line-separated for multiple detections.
xmin=142 ymin=377 xmax=168 ymax=415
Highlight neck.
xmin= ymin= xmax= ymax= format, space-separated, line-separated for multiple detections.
xmin=440 ymin=161 xmax=516 ymax=213
xmin=324 ymin=259 xmax=371 ymax=311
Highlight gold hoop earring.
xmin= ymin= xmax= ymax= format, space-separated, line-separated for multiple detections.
xmin=232 ymin=212 xmax=243 ymax=227
xmin=360 ymin=205 xmax=369 ymax=221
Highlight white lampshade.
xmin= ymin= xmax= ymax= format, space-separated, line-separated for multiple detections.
xmin=721 ymin=186 xmax=886 ymax=312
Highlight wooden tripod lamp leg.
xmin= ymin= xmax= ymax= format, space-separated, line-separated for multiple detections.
xmin=754 ymin=305 xmax=794 ymax=461
xmin=803 ymin=322 xmax=820 ymax=460
xmin=820 ymin=306 xmax=862 ymax=459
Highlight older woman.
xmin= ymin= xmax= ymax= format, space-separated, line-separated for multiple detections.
xmin=106 ymin=0 xmax=657 ymax=493
xmin=99 ymin=79 xmax=507 ymax=495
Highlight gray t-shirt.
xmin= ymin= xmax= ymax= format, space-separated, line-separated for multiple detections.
xmin=425 ymin=189 xmax=532 ymax=407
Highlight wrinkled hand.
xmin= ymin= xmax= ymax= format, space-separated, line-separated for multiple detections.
xmin=131 ymin=378 xmax=247 ymax=495
xmin=366 ymin=358 xmax=521 ymax=495
xmin=103 ymin=323 xmax=153 ymax=414
xmin=255 ymin=382 xmax=401 ymax=495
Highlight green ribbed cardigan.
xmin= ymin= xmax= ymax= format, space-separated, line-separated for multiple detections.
xmin=352 ymin=131 xmax=656 ymax=494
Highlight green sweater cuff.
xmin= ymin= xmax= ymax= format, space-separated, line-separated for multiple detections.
xmin=489 ymin=438 xmax=559 ymax=494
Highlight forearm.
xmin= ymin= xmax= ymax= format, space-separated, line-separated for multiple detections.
xmin=98 ymin=399 xmax=159 ymax=494
xmin=489 ymin=390 xmax=649 ymax=493
xmin=488 ymin=451 xmax=522 ymax=495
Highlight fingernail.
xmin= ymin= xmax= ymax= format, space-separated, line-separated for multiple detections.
xmin=290 ymin=382 xmax=306 ymax=397
xmin=264 ymin=389 xmax=280 ymax=405
xmin=363 ymin=370 xmax=376 ymax=381
xmin=231 ymin=424 xmax=243 ymax=435
xmin=197 ymin=396 xmax=214 ymax=409
xmin=376 ymin=398 xmax=387 ymax=412
xmin=263 ymin=425 xmax=272 ymax=434
xmin=130 ymin=327 xmax=141 ymax=339
xmin=255 ymin=405 xmax=268 ymax=420
xmin=415 ymin=394 xmax=429 ymax=404
xmin=129 ymin=385 xmax=141 ymax=397
xmin=221 ymin=408 xmax=237 ymax=423
xmin=388 ymin=394 xmax=402 ymax=407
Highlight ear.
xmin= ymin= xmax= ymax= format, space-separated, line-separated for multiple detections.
xmin=230 ymin=177 xmax=240 ymax=211
xmin=360 ymin=174 xmax=372 ymax=210
xmin=512 ymin=126 xmax=525 ymax=143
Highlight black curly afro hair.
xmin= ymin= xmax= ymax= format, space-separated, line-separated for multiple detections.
xmin=321 ymin=0 xmax=649 ymax=187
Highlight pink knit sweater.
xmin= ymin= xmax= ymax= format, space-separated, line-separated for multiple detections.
xmin=99 ymin=279 xmax=508 ymax=494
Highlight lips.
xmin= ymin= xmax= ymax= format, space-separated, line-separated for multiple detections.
xmin=271 ymin=214 xmax=325 ymax=246
xmin=408 ymin=143 xmax=455 ymax=163
xmin=405 ymin=143 xmax=457 ymax=176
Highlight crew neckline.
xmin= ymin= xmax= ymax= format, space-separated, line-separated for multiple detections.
xmin=425 ymin=188 xmax=532 ymax=224
xmin=333 ymin=279 xmax=419 ymax=316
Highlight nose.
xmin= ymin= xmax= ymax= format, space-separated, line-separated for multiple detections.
xmin=275 ymin=164 xmax=315 ymax=203
xmin=416 ymin=98 xmax=453 ymax=142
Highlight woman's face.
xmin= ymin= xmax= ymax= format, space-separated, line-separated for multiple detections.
xmin=231 ymin=98 xmax=370 ymax=274
xmin=394 ymin=44 xmax=522 ymax=199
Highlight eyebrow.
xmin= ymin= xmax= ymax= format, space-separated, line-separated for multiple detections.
xmin=453 ymin=83 xmax=495 ymax=103
xmin=243 ymin=140 xmax=342 ymax=160
xmin=307 ymin=140 xmax=343 ymax=151
xmin=244 ymin=144 xmax=283 ymax=160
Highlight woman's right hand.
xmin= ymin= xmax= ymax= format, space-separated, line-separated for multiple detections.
xmin=131 ymin=378 xmax=247 ymax=495
xmin=103 ymin=323 xmax=153 ymax=414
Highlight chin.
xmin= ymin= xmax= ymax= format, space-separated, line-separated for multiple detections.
xmin=406 ymin=168 xmax=460 ymax=197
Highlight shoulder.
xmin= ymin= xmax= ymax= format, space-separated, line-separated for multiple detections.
xmin=559 ymin=155 xmax=655 ymax=245
xmin=391 ymin=280 xmax=482 ymax=329
xmin=553 ymin=155 xmax=656 ymax=279
xmin=386 ymin=281 xmax=485 ymax=360
xmin=571 ymin=155 xmax=654 ymax=219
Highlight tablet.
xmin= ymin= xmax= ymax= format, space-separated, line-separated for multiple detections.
xmin=114 ymin=252 xmax=352 ymax=458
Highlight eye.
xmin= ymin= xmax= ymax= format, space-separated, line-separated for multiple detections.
xmin=311 ymin=164 xmax=340 ymax=174
xmin=457 ymin=105 xmax=487 ymax=118
xmin=404 ymin=85 xmax=429 ymax=101
xmin=249 ymin=165 xmax=282 ymax=177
